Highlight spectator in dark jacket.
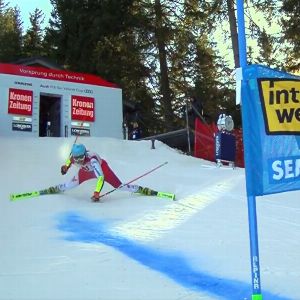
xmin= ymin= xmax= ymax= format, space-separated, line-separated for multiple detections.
xmin=130 ymin=122 xmax=142 ymax=140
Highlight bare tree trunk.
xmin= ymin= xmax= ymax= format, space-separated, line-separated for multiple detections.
xmin=154 ymin=0 xmax=175 ymax=130
xmin=226 ymin=0 xmax=240 ymax=68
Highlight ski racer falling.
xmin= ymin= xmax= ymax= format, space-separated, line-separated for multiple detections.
xmin=44 ymin=143 xmax=174 ymax=202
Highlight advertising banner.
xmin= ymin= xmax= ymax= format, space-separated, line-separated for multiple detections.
xmin=0 ymin=63 xmax=118 ymax=87
xmin=12 ymin=122 xmax=32 ymax=132
xmin=71 ymin=127 xmax=90 ymax=136
xmin=8 ymin=88 xmax=33 ymax=116
xmin=71 ymin=95 xmax=95 ymax=122
xmin=241 ymin=64 xmax=300 ymax=196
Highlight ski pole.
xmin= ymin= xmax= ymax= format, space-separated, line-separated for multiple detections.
xmin=70 ymin=121 xmax=88 ymax=152
xmin=99 ymin=161 xmax=168 ymax=199
xmin=68 ymin=136 xmax=78 ymax=157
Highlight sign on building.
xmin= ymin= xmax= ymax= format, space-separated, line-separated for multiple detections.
xmin=241 ymin=65 xmax=300 ymax=196
xmin=0 ymin=63 xmax=122 ymax=138
xmin=8 ymin=88 xmax=33 ymax=116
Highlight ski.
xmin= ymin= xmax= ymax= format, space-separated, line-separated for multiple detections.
xmin=10 ymin=186 xmax=60 ymax=202
xmin=135 ymin=187 xmax=175 ymax=201
xmin=10 ymin=191 xmax=40 ymax=201
xmin=156 ymin=191 xmax=175 ymax=200
xmin=10 ymin=189 xmax=176 ymax=202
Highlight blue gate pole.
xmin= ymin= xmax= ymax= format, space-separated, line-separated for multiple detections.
xmin=236 ymin=0 xmax=263 ymax=299
xmin=236 ymin=0 xmax=247 ymax=67
xmin=247 ymin=195 xmax=263 ymax=299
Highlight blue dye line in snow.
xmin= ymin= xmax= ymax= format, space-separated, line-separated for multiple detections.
xmin=56 ymin=212 xmax=291 ymax=300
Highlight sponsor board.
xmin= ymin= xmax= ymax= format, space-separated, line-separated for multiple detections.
xmin=8 ymin=88 xmax=33 ymax=116
xmin=12 ymin=116 xmax=32 ymax=122
xmin=71 ymin=95 xmax=94 ymax=122
xmin=258 ymin=79 xmax=300 ymax=135
xmin=14 ymin=81 xmax=32 ymax=87
xmin=71 ymin=127 xmax=90 ymax=136
xmin=12 ymin=122 xmax=32 ymax=132
xmin=268 ymin=156 xmax=300 ymax=184
xmin=241 ymin=65 xmax=300 ymax=196
xmin=0 ymin=63 xmax=118 ymax=87
xmin=71 ymin=121 xmax=90 ymax=128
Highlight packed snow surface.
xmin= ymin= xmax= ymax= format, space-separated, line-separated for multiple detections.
xmin=0 ymin=137 xmax=299 ymax=300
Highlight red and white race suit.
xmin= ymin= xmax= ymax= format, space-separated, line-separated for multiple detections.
xmin=58 ymin=151 xmax=139 ymax=194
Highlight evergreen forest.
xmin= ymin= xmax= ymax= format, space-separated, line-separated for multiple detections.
xmin=1 ymin=0 xmax=299 ymax=137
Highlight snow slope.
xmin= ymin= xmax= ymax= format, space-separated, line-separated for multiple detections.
xmin=0 ymin=137 xmax=299 ymax=300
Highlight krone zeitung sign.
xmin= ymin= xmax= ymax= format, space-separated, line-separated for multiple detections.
xmin=8 ymin=88 xmax=33 ymax=116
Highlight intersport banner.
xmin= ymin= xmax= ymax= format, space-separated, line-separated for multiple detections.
xmin=241 ymin=64 xmax=300 ymax=196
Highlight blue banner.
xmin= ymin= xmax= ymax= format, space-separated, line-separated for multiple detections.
xmin=241 ymin=64 xmax=300 ymax=196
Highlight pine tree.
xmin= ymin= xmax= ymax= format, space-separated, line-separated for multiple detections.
xmin=23 ymin=9 xmax=45 ymax=57
xmin=0 ymin=1 xmax=23 ymax=62
xmin=256 ymin=29 xmax=278 ymax=68
xmin=280 ymin=0 xmax=300 ymax=72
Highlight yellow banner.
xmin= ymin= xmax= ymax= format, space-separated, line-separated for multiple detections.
xmin=259 ymin=80 xmax=300 ymax=134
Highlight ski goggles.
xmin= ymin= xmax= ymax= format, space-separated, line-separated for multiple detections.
xmin=73 ymin=154 xmax=85 ymax=163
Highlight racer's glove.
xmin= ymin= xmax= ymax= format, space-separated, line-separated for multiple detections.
xmin=91 ymin=191 xmax=100 ymax=202
xmin=61 ymin=165 xmax=69 ymax=175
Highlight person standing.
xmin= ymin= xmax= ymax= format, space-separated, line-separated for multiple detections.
xmin=130 ymin=122 xmax=142 ymax=140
